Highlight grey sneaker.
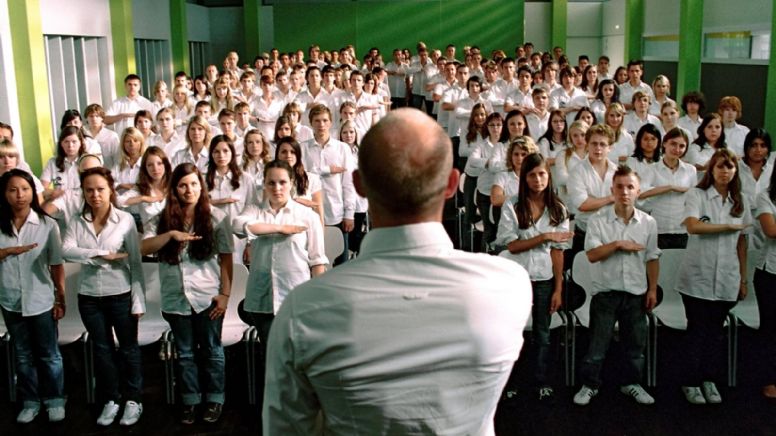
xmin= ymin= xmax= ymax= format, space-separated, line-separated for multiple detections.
xmin=620 ymin=384 xmax=655 ymax=405
xmin=47 ymin=405 xmax=66 ymax=422
xmin=702 ymin=381 xmax=722 ymax=404
xmin=16 ymin=406 xmax=40 ymax=424
xmin=119 ymin=401 xmax=143 ymax=426
xmin=682 ymin=386 xmax=706 ymax=404
xmin=573 ymin=385 xmax=598 ymax=406
xmin=96 ymin=401 xmax=119 ymax=426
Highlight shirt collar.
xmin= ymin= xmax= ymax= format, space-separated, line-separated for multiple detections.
xmin=359 ymin=222 xmax=453 ymax=256
xmin=705 ymin=186 xmax=733 ymax=203
xmin=605 ymin=205 xmax=643 ymax=224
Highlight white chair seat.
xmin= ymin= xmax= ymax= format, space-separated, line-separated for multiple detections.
xmin=222 ymin=264 xmax=250 ymax=347
xmin=58 ymin=263 xmax=87 ymax=345
xmin=137 ymin=263 xmax=168 ymax=346
xmin=571 ymin=253 xmax=593 ymax=328
xmin=652 ymin=248 xmax=688 ymax=330
xmin=324 ymin=225 xmax=344 ymax=266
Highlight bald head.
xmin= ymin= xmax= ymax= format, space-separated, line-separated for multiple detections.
xmin=358 ymin=108 xmax=455 ymax=222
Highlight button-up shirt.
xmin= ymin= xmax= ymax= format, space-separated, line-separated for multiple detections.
xmin=585 ymin=206 xmax=661 ymax=295
xmin=262 ymin=222 xmax=531 ymax=436
xmin=0 ymin=212 xmax=63 ymax=316
xmin=641 ymin=159 xmax=697 ymax=233
xmin=756 ymin=191 xmax=776 ymax=274
xmin=62 ymin=207 xmax=145 ymax=314
xmin=144 ymin=207 xmax=234 ymax=315
xmin=208 ymin=171 xmax=257 ymax=220
xmin=301 ymin=137 xmax=355 ymax=225
xmin=567 ymin=158 xmax=617 ymax=231
xmin=171 ymin=146 xmax=209 ymax=174
xmin=497 ymin=199 xmax=570 ymax=281
xmin=41 ymin=157 xmax=80 ymax=191
xmin=233 ymin=199 xmax=327 ymax=314
xmin=677 ymin=187 xmax=752 ymax=301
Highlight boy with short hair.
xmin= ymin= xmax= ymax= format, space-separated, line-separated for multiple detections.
xmin=526 ymin=85 xmax=551 ymax=141
xmin=573 ymin=165 xmax=660 ymax=406
xmin=85 ymin=103 xmax=120 ymax=169
xmin=105 ymin=74 xmax=153 ymax=134
xmin=218 ymin=109 xmax=244 ymax=161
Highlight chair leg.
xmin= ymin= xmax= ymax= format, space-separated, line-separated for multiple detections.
xmin=727 ymin=314 xmax=738 ymax=387
xmin=80 ymin=333 xmax=96 ymax=404
xmin=162 ymin=330 xmax=176 ymax=405
xmin=646 ymin=313 xmax=657 ymax=387
xmin=565 ymin=313 xmax=576 ymax=387
xmin=4 ymin=334 xmax=16 ymax=402
xmin=245 ymin=327 xmax=256 ymax=405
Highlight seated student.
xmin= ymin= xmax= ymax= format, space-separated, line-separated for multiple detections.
xmin=133 ymin=110 xmax=157 ymax=143
xmin=549 ymin=66 xmax=588 ymax=126
xmin=112 ymin=126 xmax=147 ymax=195
xmin=41 ymin=126 xmax=89 ymax=199
xmin=677 ymin=91 xmax=705 ymax=143
xmin=150 ymin=107 xmax=184 ymax=156
xmin=526 ymin=85 xmax=551 ymax=141
xmin=684 ymin=113 xmax=725 ymax=175
xmin=649 ymin=75 xmax=674 ymax=117
xmin=567 ymin=124 xmax=618 ymax=259
xmin=150 ymin=80 xmax=172 ymax=119
xmin=623 ymin=91 xmax=662 ymax=137
xmin=118 ymin=146 xmax=171 ymax=228
xmin=604 ymin=102 xmax=635 ymax=163
xmin=85 ymin=104 xmax=121 ymax=169
xmin=105 ymin=74 xmax=154 ymax=134
xmin=639 ymin=128 xmax=697 ymax=248
xmin=171 ymin=115 xmax=213 ymax=174
xmin=719 ymin=96 xmax=750 ymax=157
xmin=590 ymin=79 xmax=620 ymax=124
xmin=496 ymin=153 xmax=571 ymax=401
xmin=626 ymin=123 xmax=662 ymax=180
xmin=573 ymin=165 xmax=660 ymax=406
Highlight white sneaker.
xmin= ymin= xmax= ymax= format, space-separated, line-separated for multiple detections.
xmin=682 ymin=386 xmax=707 ymax=404
xmin=47 ymin=406 xmax=66 ymax=422
xmin=620 ymin=384 xmax=655 ymax=405
xmin=702 ymin=381 xmax=722 ymax=404
xmin=573 ymin=385 xmax=598 ymax=406
xmin=97 ymin=401 xmax=120 ymax=426
xmin=16 ymin=406 xmax=40 ymax=424
xmin=120 ymin=401 xmax=143 ymax=426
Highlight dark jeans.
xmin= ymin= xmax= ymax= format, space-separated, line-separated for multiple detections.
xmin=565 ymin=226 xmax=586 ymax=272
xmin=451 ymin=137 xmax=461 ymax=171
xmin=390 ymin=97 xmax=406 ymax=109
xmin=163 ymin=305 xmax=225 ymax=405
xmin=333 ymin=221 xmax=350 ymax=265
xmin=237 ymin=302 xmax=275 ymax=350
xmin=79 ymin=292 xmax=142 ymax=403
xmin=463 ymin=174 xmax=479 ymax=226
xmin=755 ymin=268 xmax=776 ymax=385
xmin=411 ymin=93 xmax=425 ymax=111
xmin=425 ymin=98 xmax=435 ymax=117
xmin=348 ymin=212 xmax=367 ymax=255
xmin=532 ymin=279 xmax=555 ymax=385
xmin=1 ymin=307 xmax=65 ymax=409
xmin=476 ymin=192 xmax=496 ymax=249
xmin=680 ymin=293 xmax=737 ymax=386
xmin=579 ymin=291 xmax=647 ymax=389
xmin=657 ymin=233 xmax=688 ymax=249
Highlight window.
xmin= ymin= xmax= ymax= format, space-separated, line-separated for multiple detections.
xmin=135 ymin=38 xmax=173 ymax=98
xmin=643 ymin=35 xmax=679 ymax=60
xmin=189 ymin=41 xmax=209 ymax=78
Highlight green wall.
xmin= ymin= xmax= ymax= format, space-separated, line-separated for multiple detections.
xmin=273 ymin=0 xmax=523 ymax=57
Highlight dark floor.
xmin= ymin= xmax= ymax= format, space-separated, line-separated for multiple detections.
xmin=0 ymin=326 xmax=774 ymax=435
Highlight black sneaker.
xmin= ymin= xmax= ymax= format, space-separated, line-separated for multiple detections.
xmin=202 ymin=402 xmax=222 ymax=423
xmin=180 ymin=405 xmax=196 ymax=425
xmin=538 ymin=386 xmax=555 ymax=403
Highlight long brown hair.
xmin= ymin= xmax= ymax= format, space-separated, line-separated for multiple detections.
xmin=157 ymin=163 xmax=215 ymax=264
xmin=514 ymin=153 xmax=567 ymax=229
xmin=56 ymin=126 xmax=86 ymax=172
xmin=206 ymin=135 xmax=242 ymax=190
xmin=137 ymin=146 xmax=171 ymax=196
xmin=274 ymin=137 xmax=309 ymax=196
xmin=696 ymin=148 xmax=744 ymax=217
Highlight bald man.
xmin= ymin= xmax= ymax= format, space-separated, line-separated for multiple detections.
xmin=263 ymin=108 xmax=532 ymax=435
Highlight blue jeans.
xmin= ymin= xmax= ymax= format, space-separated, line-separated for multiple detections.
xmin=78 ymin=292 xmax=142 ymax=403
xmin=532 ymin=279 xmax=554 ymax=385
xmin=1 ymin=307 xmax=65 ymax=409
xmin=579 ymin=291 xmax=647 ymax=389
xmin=163 ymin=305 xmax=225 ymax=405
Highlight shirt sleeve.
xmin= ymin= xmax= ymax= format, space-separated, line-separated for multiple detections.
xmin=233 ymin=204 xmax=259 ymax=239
xmin=125 ymin=221 xmax=147 ymax=315
xmin=584 ymin=214 xmax=605 ymax=252
xmin=495 ymin=198 xmax=519 ymax=246
xmin=61 ymin=220 xmax=110 ymax=265
xmin=756 ymin=191 xmax=776 ymax=219
xmin=566 ymin=165 xmax=588 ymax=214
xmin=683 ymin=188 xmax=702 ymax=222
xmin=551 ymin=215 xmax=571 ymax=250
xmin=306 ymin=212 xmax=329 ymax=267
xmin=46 ymin=219 xmax=64 ymax=266
xmin=644 ymin=217 xmax=661 ymax=261
xmin=341 ymin=147 xmax=356 ymax=220
xmin=215 ymin=212 xmax=235 ymax=254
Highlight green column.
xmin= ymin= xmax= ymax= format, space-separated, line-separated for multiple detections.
xmin=551 ymin=0 xmax=567 ymax=51
xmin=515 ymin=0 xmax=525 ymax=44
xmin=8 ymin=0 xmax=53 ymax=174
xmin=244 ymin=0 xmax=262 ymax=58
xmin=170 ymin=0 xmax=190 ymax=74
xmin=624 ymin=0 xmax=644 ymax=61
xmin=109 ymin=0 xmax=136 ymax=95
xmin=676 ymin=0 xmax=704 ymax=101
xmin=765 ymin=0 xmax=776 ymax=137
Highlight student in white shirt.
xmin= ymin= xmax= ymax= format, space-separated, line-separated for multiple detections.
xmin=677 ymin=91 xmax=705 ymax=142
xmin=253 ymin=75 xmax=284 ymax=141
xmin=677 ymin=149 xmax=751 ymax=405
xmin=503 ymin=65 xmax=535 ymax=114
xmin=626 ymin=123 xmax=661 ymax=182
xmin=526 ymin=86 xmax=551 ymax=141
xmin=496 ymin=153 xmax=571 ymax=400
xmin=210 ymin=77 xmax=237 ymax=116
xmin=133 ymin=110 xmax=157 ymax=144
xmin=105 ymin=74 xmax=154 ymax=134
xmin=719 ymin=96 xmax=750 ymax=157
xmin=501 ymin=109 xmax=531 ymax=144
xmin=62 ymin=167 xmax=145 ymax=426
xmin=623 ymin=91 xmax=663 ymax=137
xmin=590 ymin=79 xmax=620 ymax=123
xmin=460 ymin=104 xmax=488 ymax=234
xmin=58 ymin=110 xmax=105 ymax=162
xmin=658 ymin=100 xmax=692 ymax=140
xmin=282 ymin=102 xmax=314 ymax=145
xmin=150 ymin=80 xmax=172 ymax=120
xmin=241 ymin=129 xmax=272 ymax=190
xmin=537 ymin=110 xmax=568 ymax=167
xmin=191 ymin=75 xmax=211 ymax=104
xmin=85 ymin=104 xmax=120 ymax=169
xmin=649 ymin=75 xmax=675 ymax=117
xmin=580 ymin=65 xmax=599 ymax=100
xmin=206 ymin=135 xmax=256 ymax=264
xmin=574 ymin=166 xmax=660 ymax=406
xmin=141 ymin=163 xmax=233 ymax=424
xmin=491 ymin=136 xmax=538 ymax=209
xmin=340 ymin=120 xmax=369 ymax=254
xmin=171 ymin=85 xmax=194 ymax=130
xmin=466 ymin=112 xmax=504 ymax=251
xmin=274 ymin=137 xmax=324 ymax=224
xmin=385 ymin=49 xmax=408 ymax=108
xmin=150 ymin=107 xmax=184 ymax=156
xmin=556 ymin=121 xmax=589 ymax=203
xmin=754 ymin=161 xmax=776 ymax=400
xmin=41 ymin=126 xmax=87 ymax=199
xmin=0 ymin=139 xmax=45 ymax=204
xmin=685 ymin=113 xmax=726 ymax=174
xmin=119 ymin=146 xmax=170 ymax=228
xmin=233 ymin=160 xmax=326 ymax=347
xmin=341 ymin=71 xmax=380 ymax=135
xmin=112 ymin=127 xmax=146 ymax=195
xmin=618 ymin=60 xmax=654 ymax=111
xmin=171 ymin=115 xmax=212 ymax=174
xmin=639 ymin=128 xmax=696 ymax=248
xmin=0 ymin=169 xmax=66 ymax=424
xmin=604 ymin=102 xmax=635 ymax=163
xmin=549 ymin=66 xmax=588 ymax=126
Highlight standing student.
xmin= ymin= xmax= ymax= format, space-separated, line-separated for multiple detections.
xmin=0 ymin=169 xmax=66 ymax=424
xmin=658 ymin=100 xmax=692 ymax=139
xmin=590 ymin=79 xmax=619 ymax=123
xmin=171 ymin=115 xmax=212 ymax=174
xmin=112 ymin=127 xmax=147 ymax=194
xmin=639 ymin=128 xmax=697 ymax=248
xmin=119 ymin=146 xmax=171 ymax=227
xmin=677 ymin=149 xmax=751 ymax=405
xmin=461 ymin=104 xmax=488 ymax=235
xmin=275 ymin=137 xmax=324 ymax=224
xmin=151 ymin=80 xmax=172 ymax=119
xmin=618 ymin=60 xmax=653 ymax=110
xmin=491 ymin=136 xmax=538 ymax=208
xmin=538 ymin=110 xmax=568 ymax=166
xmin=105 ymin=74 xmax=154 ymax=134
xmin=171 ymin=85 xmax=194 ymax=129
xmin=41 ymin=126 xmax=87 ymax=198
xmin=549 ymin=66 xmax=587 ymax=126
xmin=677 ymin=91 xmax=706 ymax=142
xmin=340 ymin=120 xmax=368 ymax=254
xmin=149 ymin=107 xmax=184 ymax=156
xmin=685 ymin=113 xmax=726 ymax=174
xmin=623 ymin=91 xmax=663 ymax=137
xmin=0 ymin=139 xmax=45 ymax=204
xmin=580 ymin=65 xmax=599 ymax=100
xmin=282 ymin=102 xmax=314 ymax=144
xmin=573 ymin=166 xmax=660 ymax=406
xmin=192 ymin=75 xmax=211 ymax=103
xmin=555 ymin=120 xmax=589 ymax=203
xmin=496 ymin=153 xmax=571 ymax=401
xmin=133 ymin=110 xmax=156 ymax=142
xmin=253 ymin=75 xmax=284 ymax=141
xmin=501 ymin=110 xmax=531 ymax=143
xmin=719 ymin=96 xmax=750 ymax=157
xmin=62 ymin=167 xmax=145 ymax=426
xmin=605 ymin=103 xmax=635 ymax=163
xmin=526 ymin=85 xmax=551 ymax=141
xmin=755 ymin=157 xmax=776 ymax=399
xmin=626 ymin=123 xmax=662 ymax=179
xmin=85 ymin=104 xmax=121 ymax=169
xmin=466 ymin=112 xmax=504 ymax=251
xmin=241 ymin=129 xmax=272 ymax=190
xmin=141 ymin=163 xmax=233 ymax=424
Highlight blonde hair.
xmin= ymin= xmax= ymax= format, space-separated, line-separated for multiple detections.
xmin=210 ymin=77 xmax=235 ymax=113
xmin=0 ymin=138 xmax=19 ymax=158
xmin=565 ymin=120 xmax=590 ymax=165
xmin=506 ymin=136 xmax=538 ymax=170
xmin=119 ymin=127 xmax=147 ymax=170
xmin=604 ymin=102 xmax=626 ymax=142
xmin=172 ymin=85 xmax=193 ymax=114
xmin=185 ymin=115 xmax=213 ymax=149
xmin=153 ymin=80 xmax=168 ymax=96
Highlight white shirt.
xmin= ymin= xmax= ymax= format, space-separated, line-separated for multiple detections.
xmin=618 ymin=81 xmax=654 ymax=108
xmin=677 ymin=187 xmax=752 ymax=301
xmin=301 ymin=137 xmax=356 ymax=225
xmin=459 ymin=133 xmax=482 ymax=160
xmin=233 ymin=199 xmax=327 ymax=314
xmin=725 ymin=122 xmax=750 ymax=157
xmin=262 ymin=222 xmax=531 ymax=436
xmin=253 ymin=96 xmax=285 ymax=141
xmin=590 ymin=99 xmax=608 ymax=124
xmin=143 ymin=208 xmax=234 ymax=314
xmin=90 ymin=127 xmax=121 ymax=169
xmin=549 ymin=86 xmax=588 ymax=125
xmin=493 ymin=171 xmax=520 ymax=199
xmin=554 ymin=150 xmax=586 ymax=202
xmin=117 ymin=188 xmax=167 ymax=226
xmin=623 ymin=113 xmax=663 ymax=138
xmin=567 ymin=158 xmax=617 ymax=231
xmin=624 ymin=156 xmax=656 ymax=187
xmin=0 ymin=212 xmax=63 ymax=316
xmin=208 ymin=171 xmax=257 ymax=220
xmin=433 ymin=80 xmax=455 ymax=127
xmin=294 ymin=89 xmax=333 ymax=127
xmin=341 ymin=91 xmax=379 ymax=134
xmin=41 ymin=157 xmax=80 ymax=191
xmin=585 ymin=206 xmax=661 ymax=295
xmin=608 ymin=130 xmax=635 ymax=162
xmin=384 ymin=61 xmax=408 ymax=98
xmin=755 ymin=191 xmax=776 ymax=274
xmin=641 ymin=159 xmax=697 ymax=233
xmin=171 ymin=146 xmax=209 ymax=174
xmin=467 ymin=138 xmax=507 ymax=195
xmin=149 ymin=130 xmax=185 ymax=157
xmin=683 ymin=143 xmax=716 ymax=171
xmin=497 ymin=198 xmax=570 ymax=281
xmin=649 ymin=97 xmax=675 ymax=117
xmin=112 ymin=160 xmax=142 ymax=188
xmin=677 ymin=115 xmax=701 ymax=142
xmin=292 ymin=171 xmax=322 ymax=204
xmin=106 ymin=95 xmax=154 ymax=134
xmin=454 ymin=96 xmax=492 ymax=136
xmin=61 ymin=207 xmax=145 ymax=314
xmin=442 ymin=85 xmax=468 ymax=137
xmin=527 ymin=112 xmax=550 ymax=142
xmin=505 ymin=88 xmax=534 ymax=114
